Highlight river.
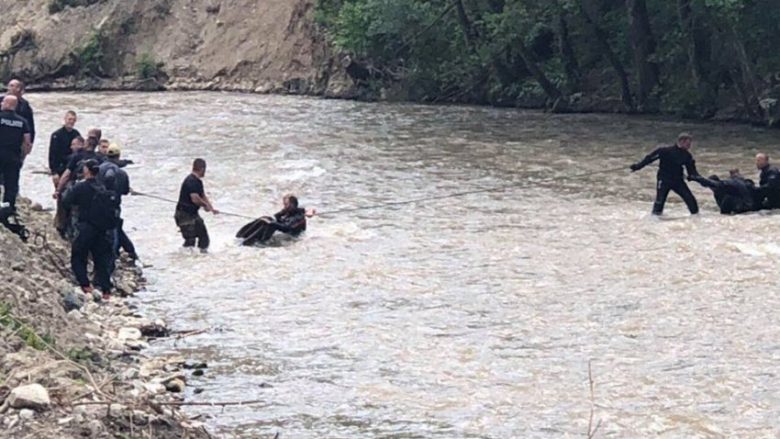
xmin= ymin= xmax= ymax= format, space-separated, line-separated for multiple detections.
xmin=19 ymin=92 xmax=780 ymax=438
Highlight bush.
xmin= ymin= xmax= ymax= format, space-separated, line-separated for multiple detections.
xmin=49 ymin=0 xmax=106 ymax=14
xmin=74 ymin=29 xmax=106 ymax=76
xmin=135 ymin=53 xmax=165 ymax=80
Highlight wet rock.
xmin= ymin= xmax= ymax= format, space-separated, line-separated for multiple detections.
xmin=30 ymin=202 xmax=43 ymax=212
xmin=11 ymin=262 xmax=24 ymax=272
xmin=165 ymin=379 xmax=185 ymax=393
xmin=8 ymin=384 xmax=50 ymax=410
xmin=139 ymin=321 xmax=169 ymax=338
xmin=192 ymin=369 xmax=204 ymax=377
xmin=194 ymin=388 xmax=205 ymax=395
xmin=18 ymin=409 xmax=34 ymax=420
xmin=117 ymin=327 xmax=142 ymax=341
xmin=183 ymin=360 xmax=208 ymax=370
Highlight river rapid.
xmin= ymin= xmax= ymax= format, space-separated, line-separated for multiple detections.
xmin=19 ymin=92 xmax=780 ymax=438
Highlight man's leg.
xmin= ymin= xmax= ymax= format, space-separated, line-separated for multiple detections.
xmin=118 ymin=220 xmax=137 ymax=258
xmin=1 ymin=162 xmax=21 ymax=210
xmin=175 ymin=211 xmax=198 ymax=247
xmin=71 ymin=224 xmax=93 ymax=290
xmin=672 ymin=182 xmax=699 ymax=214
xmin=194 ymin=216 xmax=210 ymax=250
xmin=652 ymin=180 xmax=672 ymax=215
xmin=91 ymin=230 xmax=114 ymax=295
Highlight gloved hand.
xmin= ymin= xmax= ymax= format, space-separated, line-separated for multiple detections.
xmin=629 ymin=164 xmax=640 ymax=172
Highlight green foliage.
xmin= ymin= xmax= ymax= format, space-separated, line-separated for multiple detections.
xmin=135 ymin=53 xmax=165 ymax=80
xmin=48 ymin=0 xmax=105 ymax=14
xmin=0 ymin=302 xmax=56 ymax=351
xmin=316 ymin=0 xmax=780 ymax=121
xmin=74 ymin=29 xmax=106 ymax=76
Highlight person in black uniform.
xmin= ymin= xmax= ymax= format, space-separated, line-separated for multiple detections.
xmin=61 ymin=159 xmax=118 ymax=300
xmin=630 ymin=132 xmax=700 ymax=215
xmin=98 ymin=144 xmax=137 ymax=262
xmin=175 ymin=158 xmax=219 ymax=252
xmin=5 ymin=80 xmax=34 ymax=143
xmin=48 ymin=110 xmax=80 ymax=187
xmin=689 ymin=169 xmax=759 ymax=214
xmin=0 ymin=95 xmax=32 ymax=211
xmin=270 ymin=195 xmax=316 ymax=235
xmin=755 ymin=153 xmax=780 ymax=209
xmin=54 ymin=135 xmax=100 ymax=197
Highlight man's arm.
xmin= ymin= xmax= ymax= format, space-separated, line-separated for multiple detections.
xmin=21 ymin=133 xmax=32 ymax=159
xmin=55 ymin=169 xmax=72 ymax=197
xmin=26 ymin=104 xmax=35 ymax=144
xmin=689 ymin=175 xmax=721 ymax=189
xmin=685 ymin=157 xmax=699 ymax=178
xmin=630 ymin=147 xmax=661 ymax=172
xmin=190 ymin=193 xmax=219 ymax=214
xmin=48 ymin=133 xmax=59 ymax=174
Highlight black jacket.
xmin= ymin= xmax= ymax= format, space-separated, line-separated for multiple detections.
xmin=2 ymin=96 xmax=34 ymax=143
xmin=632 ymin=145 xmax=699 ymax=183
xmin=61 ymin=178 xmax=100 ymax=224
xmin=758 ymin=165 xmax=780 ymax=208
xmin=273 ymin=207 xmax=307 ymax=235
xmin=48 ymin=126 xmax=81 ymax=175
xmin=692 ymin=175 xmax=758 ymax=214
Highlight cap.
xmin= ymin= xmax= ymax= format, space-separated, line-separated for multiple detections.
xmin=107 ymin=143 xmax=121 ymax=157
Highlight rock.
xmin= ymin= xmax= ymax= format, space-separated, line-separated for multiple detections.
xmin=85 ymin=419 xmax=104 ymax=438
xmin=18 ymin=409 xmax=34 ymax=420
xmin=117 ymin=327 xmax=142 ymax=341
xmin=183 ymin=360 xmax=208 ymax=370
xmin=8 ymin=384 xmax=50 ymax=410
xmin=139 ymin=321 xmax=169 ymax=338
xmin=63 ymin=291 xmax=85 ymax=312
xmin=165 ymin=379 xmax=185 ymax=393
xmin=142 ymin=383 xmax=166 ymax=395
xmin=192 ymin=369 xmax=204 ymax=377
xmin=30 ymin=202 xmax=43 ymax=212
xmin=11 ymin=262 xmax=24 ymax=272
xmin=66 ymin=310 xmax=83 ymax=321
xmin=194 ymin=387 xmax=205 ymax=395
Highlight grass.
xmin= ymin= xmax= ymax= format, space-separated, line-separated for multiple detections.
xmin=135 ymin=53 xmax=165 ymax=80
xmin=0 ymin=302 xmax=56 ymax=351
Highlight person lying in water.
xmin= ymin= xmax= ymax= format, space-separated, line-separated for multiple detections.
xmin=688 ymin=169 xmax=759 ymax=215
xmin=236 ymin=194 xmax=316 ymax=245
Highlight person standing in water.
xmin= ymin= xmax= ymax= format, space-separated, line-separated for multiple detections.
xmin=755 ymin=153 xmax=780 ymax=209
xmin=175 ymin=158 xmax=219 ymax=252
xmin=630 ymin=132 xmax=700 ymax=215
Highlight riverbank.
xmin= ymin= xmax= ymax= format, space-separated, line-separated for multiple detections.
xmin=0 ymin=198 xmax=212 ymax=439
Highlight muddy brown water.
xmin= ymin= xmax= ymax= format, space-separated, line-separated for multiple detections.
xmin=20 ymin=92 xmax=780 ymax=438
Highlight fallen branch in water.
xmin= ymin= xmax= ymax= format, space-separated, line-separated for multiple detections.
xmin=172 ymin=328 xmax=210 ymax=339
xmin=587 ymin=360 xmax=602 ymax=439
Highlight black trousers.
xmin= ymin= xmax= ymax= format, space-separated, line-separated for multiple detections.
xmin=0 ymin=160 xmax=21 ymax=210
xmin=72 ymin=223 xmax=113 ymax=292
xmin=175 ymin=209 xmax=210 ymax=249
xmin=653 ymin=179 xmax=699 ymax=215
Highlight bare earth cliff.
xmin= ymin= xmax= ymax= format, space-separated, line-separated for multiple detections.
xmin=0 ymin=0 xmax=354 ymax=96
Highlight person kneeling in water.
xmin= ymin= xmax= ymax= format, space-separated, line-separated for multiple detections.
xmin=689 ymin=169 xmax=759 ymax=214
xmin=237 ymin=194 xmax=316 ymax=245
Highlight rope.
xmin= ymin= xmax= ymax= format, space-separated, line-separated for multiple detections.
xmin=131 ymin=166 xmax=625 ymax=220
xmin=317 ymin=166 xmax=627 ymax=216
xmin=130 ymin=191 xmax=254 ymax=220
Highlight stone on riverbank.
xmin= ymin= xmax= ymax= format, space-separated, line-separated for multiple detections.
xmin=8 ymin=384 xmax=50 ymax=410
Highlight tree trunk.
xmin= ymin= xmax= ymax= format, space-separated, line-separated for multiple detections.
xmin=579 ymin=0 xmax=634 ymax=111
xmin=557 ymin=12 xmax=580 ymax=92
xmin=677 ymin=0 xmax=717 ymax=115
xmin=730 ymin=27 xmax=763 ymax=120
xmin=515 ymin=37 xmax=564 ymax=103
xmin=453 ymin=0 xmax=477 ymax=50
xmin=625 ymin=0 xmax=659 ymax=110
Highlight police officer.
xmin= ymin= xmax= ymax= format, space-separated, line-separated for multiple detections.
xmin=630 ymin=132 xmax=700 ymax=215
xmin=0 ymin=95 xmax=32 ymax=211
xmin=48 ymin=110 xmax=81 ymax=187
xmin=61 ymin=159 xmax=118 ymax=300
xmin=755 ymin=153 xmax=780 ymax=209
xmin=175 ymin=158 xmax=219 ymax=252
